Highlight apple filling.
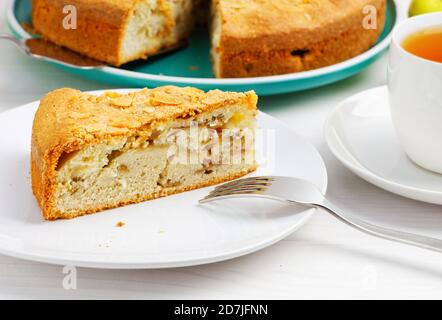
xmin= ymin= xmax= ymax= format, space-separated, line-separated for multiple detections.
xmin=54 ymin=106 xmax=256 ymax=214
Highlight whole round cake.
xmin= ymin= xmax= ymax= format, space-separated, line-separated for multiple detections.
xmin=32 ymin=0 xmax=386 ymax=78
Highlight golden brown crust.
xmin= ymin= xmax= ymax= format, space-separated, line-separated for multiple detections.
xmin=32 ymin=0 xmax=132 ymax=65
xmin=32 ymin=0 xmax=174 ymax=66
xmin=215 ymin=0 xmax=387 ymax=77
xmin=31 ymin=87 xmax=258 ymax=220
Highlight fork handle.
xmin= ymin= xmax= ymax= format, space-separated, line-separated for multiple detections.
xmin=314 ymin=200 xmax=442 ymax=253
xmin=0 ymin=33 xmax=27 ymax=53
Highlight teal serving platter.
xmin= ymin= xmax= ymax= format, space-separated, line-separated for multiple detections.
xmin=7 ymin=0 xmax=408 ymax=95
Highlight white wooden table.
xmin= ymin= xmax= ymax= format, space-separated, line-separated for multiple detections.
xmin=1 ymin=1 xmax=442 ymax=300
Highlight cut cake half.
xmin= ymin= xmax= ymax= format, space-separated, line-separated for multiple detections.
xmin=32 ymin=0 xmax=196 ymax=66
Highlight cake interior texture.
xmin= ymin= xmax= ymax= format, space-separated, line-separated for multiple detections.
xmin=55 ymin=105 xmax=256 ymax=217
xmin=121 ymin=0 xmax=194 ymax=63
xmin=31 ymin=87 xmax=258 ymax=220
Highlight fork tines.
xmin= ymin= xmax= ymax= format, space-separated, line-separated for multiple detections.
xmin=199 ymin=176 xmax=274 ymax=203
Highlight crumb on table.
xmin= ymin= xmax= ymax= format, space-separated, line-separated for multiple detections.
xmin=116 ymin=221 xmax=125 ymax=228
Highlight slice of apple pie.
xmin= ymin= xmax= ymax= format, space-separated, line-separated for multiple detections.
xmin=31 ymin=86 xmax=258 ymax=220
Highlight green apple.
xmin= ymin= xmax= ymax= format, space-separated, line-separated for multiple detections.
xmin=409 ymin=0 xmax=442 ymax=16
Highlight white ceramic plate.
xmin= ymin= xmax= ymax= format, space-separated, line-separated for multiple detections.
xmin=325 ymin=86 xmax=442 ymax=205
xmin=0 ymin=89 xmax=327 ymax=269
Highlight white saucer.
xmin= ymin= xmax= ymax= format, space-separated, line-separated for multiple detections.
xmin=325 ymin=86 xmax=442 ymax=205
xmin=0 ymin=89 xmax=327 ymax=269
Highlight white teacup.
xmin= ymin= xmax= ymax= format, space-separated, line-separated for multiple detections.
xmin=388 ymin=12 xmax=442 ymax=173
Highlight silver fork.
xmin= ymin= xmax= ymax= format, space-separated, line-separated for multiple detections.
xmin=199 ymin=176 xmax=442 ymax=253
